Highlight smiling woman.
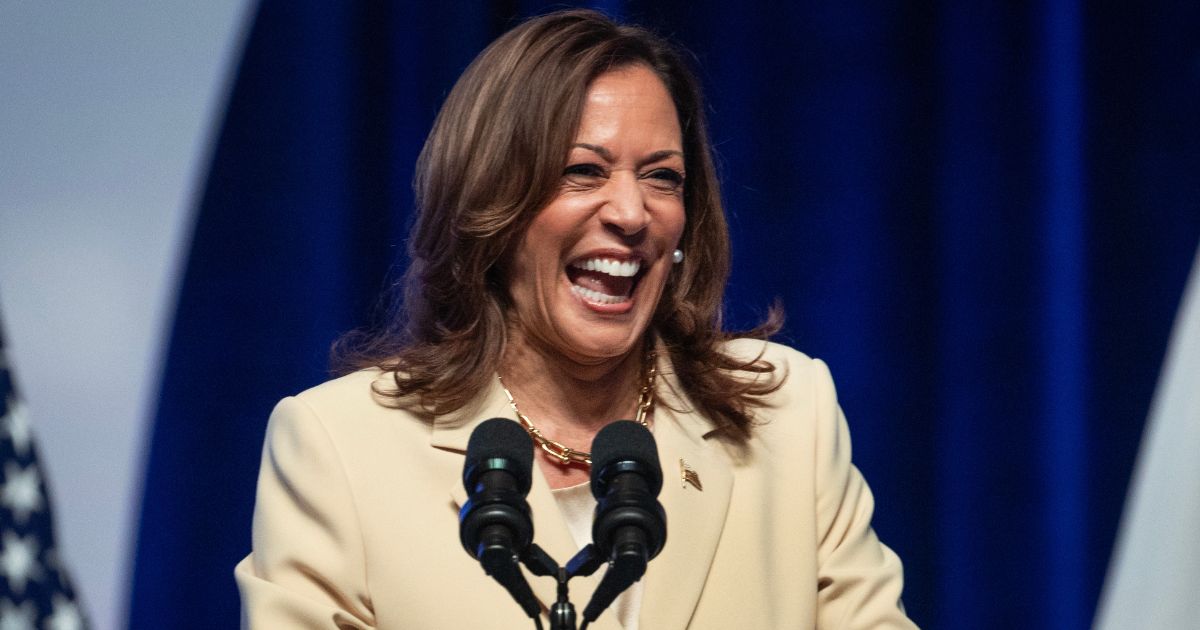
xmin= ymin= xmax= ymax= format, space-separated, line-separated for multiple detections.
xmin=236 ymin=9 xmax=918 ymax=629
xmin=333 ymin=8 xmax=775 ymax=442
xmin=506 ymin=65 xmax=686 ymax=375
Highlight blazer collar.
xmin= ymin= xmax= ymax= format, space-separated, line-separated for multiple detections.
xmin=435 ymin=351 xmax=734 ymax=629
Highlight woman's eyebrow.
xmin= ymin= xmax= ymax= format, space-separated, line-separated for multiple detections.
xmin=572 ymin=143 xmax=684 ymax=165
xmin=573 ymin=143 xmax=614 ymax=160
xmin=641 ymin=149 xmax=684 ymax=165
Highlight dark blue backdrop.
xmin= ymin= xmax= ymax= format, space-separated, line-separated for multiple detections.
xmin=129 ymin=2 xmax=1200 ymax=628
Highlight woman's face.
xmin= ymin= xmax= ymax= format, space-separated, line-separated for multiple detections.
xmin=506 ymin=64 xmax=686 ymax=366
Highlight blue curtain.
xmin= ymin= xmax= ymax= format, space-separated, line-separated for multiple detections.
xmin=129 ymin=1 xmax=1200 ymax=628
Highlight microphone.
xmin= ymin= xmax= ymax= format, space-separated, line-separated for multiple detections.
xmin=582 ymin=420 xmax=667 ymax=624
xmin=459 ymin=418 xmax=540 ymax=621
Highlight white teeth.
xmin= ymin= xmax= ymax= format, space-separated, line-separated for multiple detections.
xmin=570 ymin=284 xmax=629 ymax=305
xmin=570 ymin=257 xmax=641 ymax=278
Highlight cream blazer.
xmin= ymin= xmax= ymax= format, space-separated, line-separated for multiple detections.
xmin=235 ymin=341 xmax=918 ymax=629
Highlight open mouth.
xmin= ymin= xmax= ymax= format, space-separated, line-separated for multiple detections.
xmin=566 ymin=256 xmax=644 ymax=305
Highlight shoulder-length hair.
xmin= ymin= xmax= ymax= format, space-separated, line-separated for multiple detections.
xmin=335 ymin=9 xmax=781 ymax=437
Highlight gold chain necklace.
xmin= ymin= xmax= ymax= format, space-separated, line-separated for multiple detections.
xmin=498 ymin=352 xmax=657 ymax=467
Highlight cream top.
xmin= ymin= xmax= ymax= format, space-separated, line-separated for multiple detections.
xmin=551 ymin=481 xmax=644 ymax=630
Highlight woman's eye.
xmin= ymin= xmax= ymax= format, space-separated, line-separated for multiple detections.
xmin=645 ymin=168 xmax=685 ymax=191
xmin=562 ymin=163 xmax=605 ymax=179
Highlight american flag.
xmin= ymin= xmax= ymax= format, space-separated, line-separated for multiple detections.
xmin=0 ymin=321 xmax=87 ymax=630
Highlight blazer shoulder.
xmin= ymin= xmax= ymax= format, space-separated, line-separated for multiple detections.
xmin=720 ymin=338 xmax=833 ymax=390
xmin=283 ymin=368 xmax=427 ymax=435
xmin=714 ymin=339 xmax=840 ymax=442
xmin=293 ymin=368 xmax=387 ymax=403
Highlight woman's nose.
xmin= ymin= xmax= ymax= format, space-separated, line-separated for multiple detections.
xmin=599 ymin=172 xmax=650 ymax=236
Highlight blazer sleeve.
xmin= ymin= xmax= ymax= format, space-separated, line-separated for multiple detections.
xmin=235 ymin=396 xmax=377 ymax=629
xmin=809 ymin=358 xmax=918 ymax=629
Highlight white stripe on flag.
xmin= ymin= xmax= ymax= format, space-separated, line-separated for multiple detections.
xmin=1095 ymin=243 xmax=1200 ymax=629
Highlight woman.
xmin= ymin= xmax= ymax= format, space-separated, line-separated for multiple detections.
xmin=236 ymin=9 xmax=917 ymax=629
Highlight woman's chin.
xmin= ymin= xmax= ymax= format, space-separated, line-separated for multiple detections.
xmin=534 ymin=284 xmax=655 ymax=364
xmin=554 ymin=324 xmax=646 ymax=366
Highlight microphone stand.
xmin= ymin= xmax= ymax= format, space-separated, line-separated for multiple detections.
xmin=517 ymin=543 xmax=608 ymax=630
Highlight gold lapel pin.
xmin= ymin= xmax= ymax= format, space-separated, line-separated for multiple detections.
xmin=680 ymin=458 xmax=703 ymax=491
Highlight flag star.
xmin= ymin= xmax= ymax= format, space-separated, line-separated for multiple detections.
xmin=1 ymin=463 xmax=42 ymax=525
xmin=0 ymin=532 xmax=41 ymax=596
xmin=45 ymin=595 xmax=84 ymax=630
xmin=0 ymin=598 xmax=36 ymax=630
xmin=1 ymin=398 xmax=32 ymax=456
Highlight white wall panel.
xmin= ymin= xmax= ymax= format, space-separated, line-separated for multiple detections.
xmin=0 ymin=3 xmax=254 ymax=627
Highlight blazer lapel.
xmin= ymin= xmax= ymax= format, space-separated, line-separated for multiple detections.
xmin=636 ymin=358 xmax=734 ymax=629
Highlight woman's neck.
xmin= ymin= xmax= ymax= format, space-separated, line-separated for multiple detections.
xmin=499 ymin=331 xmax=648 ymax=488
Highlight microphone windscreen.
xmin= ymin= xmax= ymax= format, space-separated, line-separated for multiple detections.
xmin=590 ymin=420 xmax=662 ymax=496
xmin=464 ymin=418 xmax=534 ymax=494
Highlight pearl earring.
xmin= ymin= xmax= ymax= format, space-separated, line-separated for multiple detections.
xmin=672 ymin=249 xmax=684 ymax=264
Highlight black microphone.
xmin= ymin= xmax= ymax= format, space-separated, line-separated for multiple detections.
xmin=582 ymin=420 xmax=667 ymax=624
xmin=459 ymin=418 xmax=540 ymax=621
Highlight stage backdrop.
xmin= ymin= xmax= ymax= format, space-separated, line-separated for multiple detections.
xmin=130 ymin=1 xmax=1200 ymax=629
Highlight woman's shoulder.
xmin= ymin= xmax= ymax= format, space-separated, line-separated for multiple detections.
xmin=719 ymin=338 xmax=833 ymax=386
xmin=278 ymin=368 xmax=427 ymax=429
xmin=292 ymin=367 xmax=386 ymax=404
xmin=714 ymin=338 xmax=840 ymax=431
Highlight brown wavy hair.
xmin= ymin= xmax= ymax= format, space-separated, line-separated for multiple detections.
xmin=334 ymin=9 xmax=782 ymax=438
